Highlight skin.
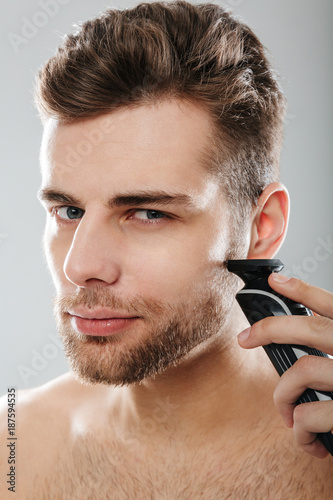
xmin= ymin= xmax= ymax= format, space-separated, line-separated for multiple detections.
xmin=1 ymin=98 xmax=332 ymax=498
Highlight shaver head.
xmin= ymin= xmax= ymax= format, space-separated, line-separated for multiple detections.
xmin=227 ymin=259 xmax=284 ymax=285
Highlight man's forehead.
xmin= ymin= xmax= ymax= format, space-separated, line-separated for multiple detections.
xmin=39 ymin=100 xmax=222 ymax=209
xmin=41 ymin=99 xmax=215 ymax=161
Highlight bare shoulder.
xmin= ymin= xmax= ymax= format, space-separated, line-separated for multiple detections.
xmin=1 ymin=372 xmax=83 ymax=430
xmin=0 ymin=372 xmax=99 ymax=498
xmin=0 ymin=372 xmax=78 ymax=449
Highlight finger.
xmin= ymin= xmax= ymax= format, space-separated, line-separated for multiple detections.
xmin=238 ymin=315 xmax=333 ymax=355
xmin=268 ymin=274 xmax=333 ymax=319
xmin=273 ymin=356 xmax=333 ymax=427
xmin=293 ymin=400 xmax=333 ymax=459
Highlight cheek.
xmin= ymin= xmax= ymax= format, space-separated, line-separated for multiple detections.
xmin=207 ymin=227 xmax=232 ymax=262
xmin=124 ymin=226 xmax=229 ymax=300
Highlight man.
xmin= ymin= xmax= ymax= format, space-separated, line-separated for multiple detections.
xmin=1 ymin=1 xmax=333 ymax=498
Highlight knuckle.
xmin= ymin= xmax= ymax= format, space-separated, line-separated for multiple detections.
xmin=293 ymin=402 xmax=308 ymax=424
xmin=293 ymin=354 xmax=315 ymax=374
xmin=250 ymin=319 xmax=267 ymax=342
xmin=309 ymin=316 xmax=333 ymax=335
xmin=252 ymin=316 xmax=275 ymax=336
xmin=251 ymin=315 xmax=289 ymax=344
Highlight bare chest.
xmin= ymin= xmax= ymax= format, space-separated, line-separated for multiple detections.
xmin=30 ymin=431 xmax=333 ymax=500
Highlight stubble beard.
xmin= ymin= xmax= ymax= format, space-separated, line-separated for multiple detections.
xmin=54 ymin=262 xmax=240 ymax=387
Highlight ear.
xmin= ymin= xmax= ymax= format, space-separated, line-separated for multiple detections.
xmin=247 ymin=182 xmax=290 ymax=259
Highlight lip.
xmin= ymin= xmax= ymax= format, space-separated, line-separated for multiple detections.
xmin=68 ymin=308 xmax=141 ymax=337
xmin=70 ymin=316 xmax=140 ymax=337
xmin=68 ymin=307 xmax=139 ymax=320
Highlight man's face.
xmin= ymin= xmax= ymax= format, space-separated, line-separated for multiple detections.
xmin=39 ymin=99 xmax=246 ymax=386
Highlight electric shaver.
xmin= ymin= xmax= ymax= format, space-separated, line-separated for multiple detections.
xmin=227 ymin=258 xmax=333 ymax=456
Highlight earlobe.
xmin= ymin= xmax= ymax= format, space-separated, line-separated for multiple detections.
xmin=247 ymin=182 xmax=290 ymax=259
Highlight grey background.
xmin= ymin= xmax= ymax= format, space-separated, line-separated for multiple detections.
xmin=1 ymin=0 xmax=332 ymax=394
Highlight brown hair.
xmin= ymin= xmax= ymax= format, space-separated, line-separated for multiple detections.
xmin=34 ymin=0 xmax=286 ymax=224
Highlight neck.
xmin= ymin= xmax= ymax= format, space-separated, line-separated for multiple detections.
xmin=110 ymin=304 xmax=279 ymax=444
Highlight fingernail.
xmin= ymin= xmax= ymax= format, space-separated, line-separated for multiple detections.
xmin=238 ymin=327 xmax=251 ymax=342
xmin=271 ymin=273 xmax=291 ymax=283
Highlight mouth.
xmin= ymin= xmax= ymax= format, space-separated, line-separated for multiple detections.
xmin=68 ymin=308 xmax=141 ymax=336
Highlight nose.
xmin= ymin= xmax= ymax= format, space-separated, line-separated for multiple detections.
xmin=63 ymin=214 xmax=121 ymax=287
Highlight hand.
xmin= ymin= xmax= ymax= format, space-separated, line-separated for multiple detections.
xmin=238 ymin=273 xmax=333 ymax=459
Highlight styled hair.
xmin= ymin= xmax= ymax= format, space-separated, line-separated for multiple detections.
xmin=34 ymin=0 xmax=286 ymax=224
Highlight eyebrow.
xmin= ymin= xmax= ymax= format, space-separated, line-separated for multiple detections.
xmin=37 ymin=188 xmax=195 ymax=209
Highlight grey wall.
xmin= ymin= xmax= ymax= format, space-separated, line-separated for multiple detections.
xmin=1 ymin=0 xmax=332 ymax=394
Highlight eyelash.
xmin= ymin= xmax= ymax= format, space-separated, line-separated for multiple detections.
xmin=128 ymin=209 xmax=171 ymax=225
xmin=50 ymin=206 xmax=172 ymax=226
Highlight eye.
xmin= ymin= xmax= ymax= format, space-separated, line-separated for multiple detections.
xmin=53 ymin=206 xmax=85 ymax=221
xmin=132 ymin=210 xmax=167 ymax=221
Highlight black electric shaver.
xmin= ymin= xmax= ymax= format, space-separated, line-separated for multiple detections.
xmin=227 ymin=258 xmax=333 ymax=456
